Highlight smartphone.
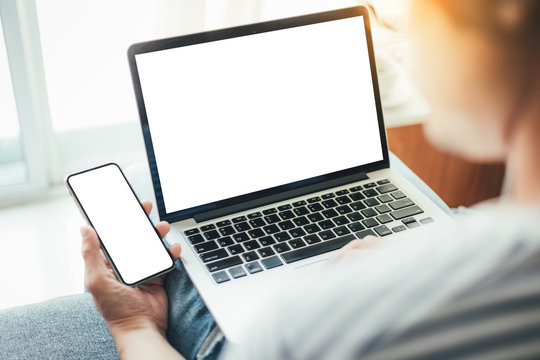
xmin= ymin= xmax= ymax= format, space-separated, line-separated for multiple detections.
xmin=65 ymin=163 xmax=175 ymax=286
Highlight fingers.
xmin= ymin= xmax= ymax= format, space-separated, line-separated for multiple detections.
xmin=327 ymin=236 xmax=383 ymax=263
xmin=155 ymin=221 xmax=170 ymax=239
xmin=141 ymin=200 xmax=152 ymax=216
xmin=168 ymin=243 xmax=181 ymax=260
xmin=81 ymin=226 xmax=113 ymax=293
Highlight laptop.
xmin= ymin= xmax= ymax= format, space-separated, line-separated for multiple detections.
xmin=128 ymin=6 xmax=451 ymax=342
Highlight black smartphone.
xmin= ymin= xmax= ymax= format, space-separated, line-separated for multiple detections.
xmin=65 ymin=163 xmax=175 ymax=286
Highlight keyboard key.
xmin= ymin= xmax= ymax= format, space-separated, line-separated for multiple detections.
xmin=304 ymin=223 xmax=321 ymax=234
xmin=336 ymin=205 xmax=353 ymax=214
xmin=334 ymin=226 xmax=351 ymax=236
xmin=259 ymin=236 xmax=276 ymax=247
xmin=347 ymin=212 xmax=363 ymax=222
xmin=249 ymin=218 xmax=266 ymax=228
xmin=361 ymin=208 xmax=378 ymax=218
xmin=281 ymin=234 xmax=356 ymax=264
xmin=304 ymin=234 xmax=321 ymax=244
xmin=263 ymin=224 xmax=280 ymax=235
xmin=404 ymin=218 xmax=421 ymax=228
xmin=322 ymin=209 xmax=339 ymax=218
xmin=293 ymin=216 xmax=310 ymax=227
xmin=204 ymin=230 xmax=220 ymax=240
xmin=262 ymin=208 xmax=277 ymax=215
xmin=308 ymin=203 xmax=324 ymax=212
xmin=212 ymin=271 xmax=230 ymax=284
xmin=219 ymin=226 xmax=235 ymax=236
xmin=200 ymin=248 xmax=228 ymax=262
xmin=188 ymin=234 xmax=205 ymax=245
xmin=350 ymin=185 xmax=363 ymax=192
xmin=319 ymin=230 xmax=336 ymax=240
xmin=258 ymin=247 xmax=275 ymax=258
xmin=336 ymin=189 xmax=350 ymax=196
xmin=375 ymin=204 xmax=391 ymax=214
xmin=355 ymin=229 xmax=377 ymax=239
xmin=378 ymin=194 xmax=393 ymax=203
xmin=244 ymin=240 xmax=261 ymax=251
xmin=364 ymin=182 xmax=377 ymax=188
xmin=227 ymin=244 xmax=244 ymax=255
xmin=307 ymin=213 xmax=324 ymax=222
xmin=234 ymin=222 xmax=251 ymax=232
xmin=218 ymin=236 xmax=234 ymax=247
xmin=274 ymin=243 xmax=291 ymax=253
xmin=364 ymin=198 xmax=380 ymax=207
xmin=233 ymin=232 xmax=250 ymax=243
xmin=206 ymin=254 xmax=241 ymax=271
xmin=349 ymin=192 xmax=365 ymax=201
xmin=322 ymin=193 xmax=335 ymax=199
xmin=293 ymin=206 xmax=310 ymax=216
xmin=278 ymin=220 xmax=295 ymax=231
xmin=420 ymin=217 xmax=434 ymax=224
xmin=274 ymin=231 xmax=291 ymax=242
xmin=351 ymin=201 xmax=367 ymax=211
xmin=248 ymin=212 xmax=262 ymax=219
xmin=228 ymin=266 xmax=247 ymax=279
xmin=389 ymin=198 xmax=415 ymax=210
xmin=293 ymin=200 xmax=307 ymax=207
xmin=289 ymin=238 xmax=306 ymax=249
xmin=261 ymin=256 xmax=283 ymax=270
xmin=390 ymin=206 xmax=424 ymax=220
xmin=362 ymin=218 xmax=379 ymax=228
xmin=322 ymin=199 xmax=338 ymax=208
xmin=289 ymin=228 xmax=306 ymax=238
xmin=374 ymin=225 xmax=392 ymax=236
xmin=334 ymin=216 xmax=350 ymax=226
xmin=336 ymin=196 xmax=352 ymax=205
xmin=363 ymin=189 xmax=378 ymax=198
xmin=377 ymin=179 xmax=390 ymax=185
xmin=245 ymin=261 xmax=263 ymax=274
xmin=242 ymin=251 xmax=259 ymax=262
xmin=216 ymin=220 xmax=231 ymax=227
xmin=279 ymin=210 xmax=295 ymax=220
xmin=376 ymin=214 xmax=393 ymax=224
xmin=248 ymin=228 xmax=265 ymax=238
xmin=376 ymin=184 xmax=398 ymax=194
xmin=347 ymin=222 xmax=365 ymax=232
xmin=307 ymin=196 xmax=321 ymax=203
xmin=392 ymin=225 xmax=407 ymax=232
xmin=201 ymin=224 xmax=216 ymax=231
xmin=264 ymin=214 xmax=281 ymax=224
xmin=184 ymin=228 xmax=199 ymax=236
xmin=318 ymin=220 xmax=336 ymax=230
xmin=232 ymin=216 xmax=247 ymax=223
xmin=278 ymin=204 xmax=292 ymax=211
xmin=195 ymin=240 xmax=218 ymax=253
xmin=391 ymin=191 xmax=406 ymax=199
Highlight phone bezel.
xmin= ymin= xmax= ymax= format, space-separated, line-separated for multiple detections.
xmin=65 ymin=162 xmax=176 ymax=287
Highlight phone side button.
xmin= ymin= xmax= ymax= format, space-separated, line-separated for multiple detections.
xmin=206 ymin=255 xmax=243 ymax=273
xmin=212 ymin=271 xmax=230 ymax=284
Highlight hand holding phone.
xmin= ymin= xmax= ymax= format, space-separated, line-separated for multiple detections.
xmin=66 ymin=163 xmax=176 ymax=286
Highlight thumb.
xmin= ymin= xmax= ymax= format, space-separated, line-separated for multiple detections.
xmin=80 ymin=226 xmax=112 ymax=293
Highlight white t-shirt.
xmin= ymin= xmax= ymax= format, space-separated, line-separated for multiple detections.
xmin=221 ymin=203 xmax=540 ymax=359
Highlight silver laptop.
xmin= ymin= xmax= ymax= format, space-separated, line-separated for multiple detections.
xmin=128 ymin=6 xmax=451 ymax=342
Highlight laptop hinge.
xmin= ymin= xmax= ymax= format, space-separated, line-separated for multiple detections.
xmin=193 ymin=172 xmax=368 ymax=223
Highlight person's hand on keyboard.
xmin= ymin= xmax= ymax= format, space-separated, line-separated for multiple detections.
xmin=327 ymin=235 xmax=382 ymax=264
xmin=80 ymin=200 xmax=184 ymax=359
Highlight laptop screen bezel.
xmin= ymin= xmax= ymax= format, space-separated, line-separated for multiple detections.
xmin=128 ymin=6 xmax=390 ymax=223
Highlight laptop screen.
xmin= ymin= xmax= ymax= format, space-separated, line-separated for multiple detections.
xmin=131 ymin=8 xmax=386 ymax=220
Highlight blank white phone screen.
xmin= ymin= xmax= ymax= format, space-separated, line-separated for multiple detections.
xmin=135 ymin=15 xmax=384 ymax=214
xmin=68 ymin=164 xmax=173 ymax=285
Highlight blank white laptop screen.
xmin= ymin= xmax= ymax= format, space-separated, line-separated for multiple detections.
xmin=135 ymin=15 xmax=383 ymax=214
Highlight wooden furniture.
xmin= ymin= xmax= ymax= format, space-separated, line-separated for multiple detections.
xmin=387 ymin=124 xmax=506 ymax=208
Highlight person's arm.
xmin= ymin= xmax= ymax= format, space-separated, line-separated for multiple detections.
xmin=81 ymin=201 xmax=184 ymax=360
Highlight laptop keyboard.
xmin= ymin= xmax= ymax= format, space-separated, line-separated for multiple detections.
xmin=183 ymin=179 xmax=434 ymax=284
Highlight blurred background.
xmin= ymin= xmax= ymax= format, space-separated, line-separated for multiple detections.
xmin=0 ymin=0 xmax=504 ymax=310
